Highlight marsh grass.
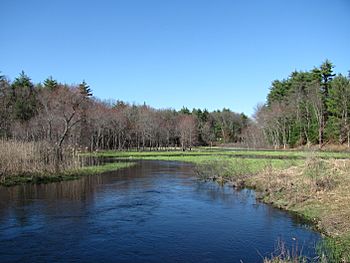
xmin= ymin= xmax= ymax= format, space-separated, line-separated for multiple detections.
xmin=0 ymin=139 xmax=80 ymax=177
xmin=0 ymin=140 xmax=135 ymax=186
xmin=88 ymin=147 xmax=350 ymax=159
xmin=317 ymin=236 xmax=350 ymax=263
xmin=247 ymin=156 xmax=350 ymax=262
xmin=263 ymin=240 xmax=309 ymax=263
xmin=71 ymin=162 xmax=135 ymax=176
xmin=303 ymin=156 xmax=338 ymax=191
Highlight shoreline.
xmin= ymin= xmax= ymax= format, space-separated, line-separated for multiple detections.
xmin=1 ymin=148 xmax=349 ymax=260
xmin=194 ymin=159 xmax=350 ymax=261
xmin=88 ymin=150 xmax=350 ymax=261
xmin=0 ymin=162 xmax=136 ymax=187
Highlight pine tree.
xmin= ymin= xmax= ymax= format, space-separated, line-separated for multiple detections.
xmin=77 ymin=81 xmax=92 ymax=148
xmin=11 ymin=71 xmax=38 ymax=122
xmin=43 ymin=76 xmax=58 ymax=90
xmin=79 ymin=80 xmax=92 ymax=97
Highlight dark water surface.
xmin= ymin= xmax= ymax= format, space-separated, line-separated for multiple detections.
xmin=0 ymin=161 xmax=321 ymax=262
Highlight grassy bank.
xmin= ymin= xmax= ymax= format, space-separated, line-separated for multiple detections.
xmin=0 ymin=162 xmax=135 ymax=187
xmin=248 ymin=157 xmax=350 ymax=262
xmin=89 ymin=148 xmax=350 ymax=159
xmin=89 ymin=148 xmax=350 ymax=261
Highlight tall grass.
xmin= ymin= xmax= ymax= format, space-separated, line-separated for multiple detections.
xmin=264 ymin=240 xmax=309 ymax=263
xmin=0 ymin=139 xmax=80 ymax=179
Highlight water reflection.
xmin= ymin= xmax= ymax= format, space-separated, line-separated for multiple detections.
xmin=0 ymin=160 xmax=321 ymax=263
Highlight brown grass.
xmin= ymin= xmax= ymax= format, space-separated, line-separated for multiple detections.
xmin=0 ymin=139 xmax=80 ymax=180
xmin=243 ymin=155 xmax=350 ymax=261
xmin=248 ymin=157 xmax=350 ymax=238
xmin=263 ymin=240 xmax=307 ymax=263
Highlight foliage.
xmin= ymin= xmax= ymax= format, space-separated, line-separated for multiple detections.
xmin=0 ymin=71 xmax=249 ymax=151
xmin=255 ymin=60 xmax=350 ymax=149
xmin=11 ymin=71 xmax=38 ymax=122
xmin=317 ymin=236 xmax=350 ymax=263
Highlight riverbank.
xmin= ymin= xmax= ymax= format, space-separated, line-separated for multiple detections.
xmin=0 ymin=162 xmax=136 ymax=187
xmin=243 ymin=157 xmax=350 ymax=262
xmin=88 ymin=149 xmax=350 ymax=261
xmin=0 ymin=140 xmax=136 ymax=187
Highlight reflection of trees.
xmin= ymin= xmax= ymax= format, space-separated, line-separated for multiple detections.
xmin=193 ymin=182 xmax=254 ymax=207
xmin=0 ymin=161 xmax=161 ymax=224
xmin=0 ymin=174 xmax=106 ymax=225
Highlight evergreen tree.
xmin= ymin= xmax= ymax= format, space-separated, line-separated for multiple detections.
xmin=327 ymin=74 xmax=350 ymax=144
xmin=180 ymin=106 xmax=190 ymax=115
xmin=267 ymin=79 xmax=291 ymax=105
xmin=11 ymin=71 xmax=38 ymax=122
xmin=79 ymin=80 xmax=92 ymax=97
xmin=43 ymin=76 xmax=58 ymax=90
xmin=319 ymin=59 xmax=336 ymax=98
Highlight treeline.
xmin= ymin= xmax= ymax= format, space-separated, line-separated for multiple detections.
xmin=253 ymin=60 xmax=350 ymax=148
xmin=2 ymin=60 xmax=347 ymax=154
xmin=0 ymin=71 xmax=249 ymax=152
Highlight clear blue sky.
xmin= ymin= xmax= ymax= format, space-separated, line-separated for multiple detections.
xmin=1 ymin=0 xmax=349 ymax=116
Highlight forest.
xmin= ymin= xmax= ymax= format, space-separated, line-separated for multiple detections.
xmin=0 ymin=60 xmax=350 ymax=155
xmin=253 ymin=60 xmax=350 ymax=149
xmin=0 ymin=71 xmax=249 ymax=152
xmin=0 ymin=60 xmax=350 ymax=157
xmin=0 ymin=60 xmax=349 ymax=156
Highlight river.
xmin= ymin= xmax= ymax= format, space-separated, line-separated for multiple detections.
xmin=0 ymin=160 xmax=321 ymax=262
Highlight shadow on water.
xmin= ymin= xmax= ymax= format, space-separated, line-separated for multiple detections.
xmin=0 ymin=160 xmax=321 ymax=263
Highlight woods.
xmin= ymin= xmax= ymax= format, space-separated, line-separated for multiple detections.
xmin=252 ymin=60 xmax=350 ymax=149
xmin=1 ymin=60 xmax=349 ymax=164
xmin=0 ymin=71 xmax=249 ymax=157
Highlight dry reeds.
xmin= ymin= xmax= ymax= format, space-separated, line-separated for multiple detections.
xmin=264 ymin=239 xmax=308 ymax=263
xmin=0 ymin=139 xmax=80 ymax=179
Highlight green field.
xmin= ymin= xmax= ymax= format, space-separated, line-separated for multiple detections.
xmin=88 ymin=149 xmax=303 ymax=178
xmin=90 ymin=147 xmax=350 ymax=159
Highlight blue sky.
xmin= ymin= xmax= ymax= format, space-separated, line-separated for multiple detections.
xmin=1 ymin=0 xmax=349 ymax=116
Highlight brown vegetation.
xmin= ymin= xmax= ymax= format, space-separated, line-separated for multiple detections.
xmin=194 ymin=155 xmax=350 ymax=261
xmin=0 ymin=139 xmax=80 ymax=181
xmin=263 ymin=240 xmax=310 ymax=263
xmin=248 ymin=157 xmax=350 ymax=239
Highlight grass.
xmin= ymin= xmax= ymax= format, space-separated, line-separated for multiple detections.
xmin=0 ymin=139 xmax=78 ymax=176
xmin=75 ymin=162 xmax=135 ymax=175
xmin=0 ymin=139 xmax=136 ymax=187
xmin=263 ymin=240 xmax=310 ymax=263
xmin=0 ymin=162 xmax=135 ymax=187
xmin=247 ymin=157 xmax=350 ymax=262
xmin=89 ymin=147 xmax=350 ymax=159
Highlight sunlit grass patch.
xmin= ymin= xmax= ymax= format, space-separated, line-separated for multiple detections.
xmin=70 ymin=162 xmax=135 ymax=176
xmin=0 ymin=161 xmax=135 ymax=187
xmin=87 ymin=147 xmax=350 ymax=160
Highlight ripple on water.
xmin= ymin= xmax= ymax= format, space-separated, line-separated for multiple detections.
xmin=0 ymin=160 xmax=321 ymax=263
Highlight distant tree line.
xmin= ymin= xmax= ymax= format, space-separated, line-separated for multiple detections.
xmin=0 ymin=71 xmax=249 ymax=152
xmin=251 ymin=60 xmax=350 ymax=149
xmin=2 ymin=60 xmax=347 ymax=152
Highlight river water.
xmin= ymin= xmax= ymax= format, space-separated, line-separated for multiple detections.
xmin=0 ymin=161 xmax=321 ymax=262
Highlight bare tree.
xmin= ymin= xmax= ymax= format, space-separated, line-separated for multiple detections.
xmin=177 ymin=114 xmax=197 ymax=151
